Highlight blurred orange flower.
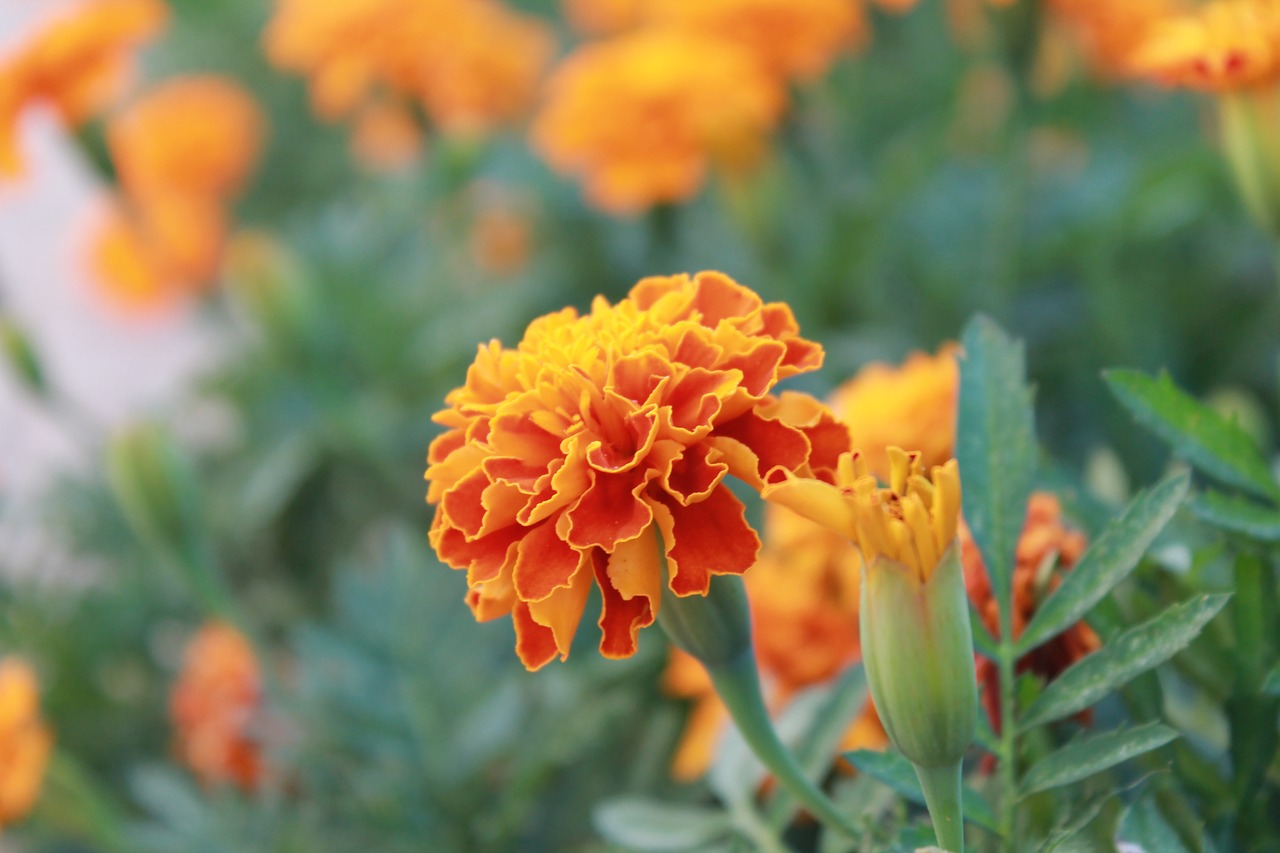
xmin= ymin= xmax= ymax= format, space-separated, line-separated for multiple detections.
xmin=0 ymin=658 xmax=52 ymax=832
xmin=264 ymin=0 xmax=553 ymax=138
xmin=964 ymin=492 xmax=1099 ymax=733
xmin=170 ymin=622 xmax=264 ymax=790
xmin=1127 ymin=0 xmax=1280 ymax=90
xmin=90 ymin=75 xmax=264 ymax=309
xmin=646 ymin=0 xmax=865 ymax=83
xmin=350 ymin=100 xmax=424 ymax=172
xmin=532 ymin=31 xmax=786 ymax=213
xmin=829 ymin=345 xmax=959 ymax=481
xmin=1047 ymin=0 xmax=1185 ymax=79
xmin=0 ymin=0 xmax=167 ymax=175
xmin=426 ymin=271 xmax=839 ymax=670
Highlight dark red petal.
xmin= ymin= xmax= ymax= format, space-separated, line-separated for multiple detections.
xmin=593 ymin=551 xmax=654 ymax=659
xmin=659 ymin=486 xmax=760 ymax=596
xmin=513 ymin=603 xmax=560 ymax=670
xmin=513 ymin=519 xmax=584 ymax=601
xmin=561 ymin=471 xmax=653 ymax=552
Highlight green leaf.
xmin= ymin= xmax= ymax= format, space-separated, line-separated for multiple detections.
xmin=843 ymin=749 xmax=999 ymax=833
xmin=1020 ymin=594 xmax=1231 ymax=730
xmin=1118 ymin=794 xmax=1193 ymax=853
xmin=957 ymin=316 xmax=1037 ymax=630
xmin=594 ymin=798 xmax=733 ymax=852
xmin=1264 ymin=665 xmax=1280 ymax=696
xmin=1019 ymin=723 xmax=1179 ymax=797
xmin=1190 ymin=491 xmax=1280 ymax=542
xmin=1104 ymin=370 xmax=1280 ymax=502
xmin=1018 ymin=472 xmax=1189 ymax=655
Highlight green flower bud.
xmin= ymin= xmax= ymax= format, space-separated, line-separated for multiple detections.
xmin=859 ymin=543 xmax=977 ymax=770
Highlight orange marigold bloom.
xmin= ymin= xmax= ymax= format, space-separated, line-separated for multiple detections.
xmin=0 ymin=658 xmax=52 ymax=832
xmin=646 ymin=0 xmax=865 ymax=83
xmin=828 ymin=345 xmax=958 ymax=482
xmin=531 ymin=30 xmax=786 ymax=214
xmin=964 ymin=492 xmax=1100 ymax=733
xmin=1127 ymin=0 xmax=1280 ymax=90
xmin=350 ymin=100 xmax=424 ymax=172
xmin=425 ymin=271 xmax=843 ymax=670
xmin=263 ymin=0 xmax=553 ymax=136
xmin=0 ymin=0 xmax=167 ymax=176
xmin=170 ymin=622 xmax=264 ymax=790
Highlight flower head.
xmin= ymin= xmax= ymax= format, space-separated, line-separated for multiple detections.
xmin=426 ymin=271 xmax=839 ymax=670
xmin=0 ymin=0 xmax=167 ymax=176
xmin=646 ymin=0 xmax=865 ymax=83
xmin=829 ymin=346 xmax=958 ymax=482
xmin=1050 ymin=0 xmax=1184 ymax=78
xmin=0 ymin=658 xmax=51 ymax=831
xmin=170 ymin=622 xmax=264 ymax=790
xmin=531 ymin=30 xmax=786 ymax=213
xmin=1128 ymin=0 xmax=1280 ymax=90
xmin=264 ymin=0 xmax=553 ymax=137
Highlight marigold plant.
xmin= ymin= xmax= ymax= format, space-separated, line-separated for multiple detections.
xmin=169 ymin=622 xmax=265 ymax=790
xmin=425 ymin=271 xmax=844 ymax=670
xmin=0 ymin=658 xmax=52 ymax=833
xmin=531 ymin=31 xmax=786 ymax=214
xmin=0 ymin=0 xmax=167 ymax=176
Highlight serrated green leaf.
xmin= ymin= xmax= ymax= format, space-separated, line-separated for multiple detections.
xmin=843 ymin=750 xmax=999 ymax=833
xmin=594 ymin=798 xmax=733 ymax=852
xmin=1018 ymin=473 xmax=1189 ymax=655
xmin=1105 ymin=370 xmax=1280 ymax=502
xmin=1020 ymin=594 xmax=1231 ymax=730
xmin=1190 ymin=491 xmax=1280 ymax=541
xmin=957 ymin=316 xmax=1037 ymax=630
xmin=1019 ymin=723 xmax=1179 ymax=797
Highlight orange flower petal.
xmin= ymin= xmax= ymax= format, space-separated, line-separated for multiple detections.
xmin=659 ymin=486 xmax=759 ymax=596
xmin=513 ymin=518 xmax=583 ymax=602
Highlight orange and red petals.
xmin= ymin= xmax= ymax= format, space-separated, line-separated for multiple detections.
xmin=425 ymin=272 xmax=824 ymax=665
xmin=513 ymin=602 xmax=561 ymax=670
xmin=657 ymin=487 xmax=760 ymax=597
xmin=594 ymin=551 xmax=656 ymax=658
xmin=512 ymin=519 xmax=582 ymax=601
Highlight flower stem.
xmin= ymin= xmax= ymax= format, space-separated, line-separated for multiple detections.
xmin=915 ymin=761 xmax=965 ymax=852
xmin=705 ymin=650 xmax=860 ymax=838
xmin=994 ymin=634 xmax=1019 ymax=851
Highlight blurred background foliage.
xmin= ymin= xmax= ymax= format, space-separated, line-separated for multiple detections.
xmin=1 ymin=0 xmax=1278 ymax=850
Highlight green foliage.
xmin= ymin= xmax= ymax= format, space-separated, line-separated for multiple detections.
xmin=1018 ymin=724 xmax=1179 ymax=798
xmin=843 ymin=750 xmax=999 ymax=833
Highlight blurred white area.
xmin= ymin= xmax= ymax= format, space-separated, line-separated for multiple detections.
xmin=0 ymin=0 xmax=221 ymax=577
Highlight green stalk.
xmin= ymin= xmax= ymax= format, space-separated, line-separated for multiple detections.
xmin=916 ymin=762 xmax=966 ymax=852
xmin=705 ymin=651 xmax=860 ymax=839
xmin=995 ymin=600 xmax=1019 ymax=851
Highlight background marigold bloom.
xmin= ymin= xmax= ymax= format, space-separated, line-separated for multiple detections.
xmin=263 ymin=0 xmax=553 ymax=137
xmin=531 ymin=31 xmax=786 ymax=214
xmin=0 ymin=0 xmax=167 ymax=176
xmin=350 ymin=100 xmax=425 ymax=172
xmin=1050 ymin=0 xmax=1186 ymax=79
xmin=1128 ymin=0 xmax=1280 ymax=90
xmin=646 ymin=0 xmax=866 ymax=83
xmin=0 ymin=658 xmax=52 ymax=832
xmin=426 ymin=271 xmax=836 ymax=670
xmin=964 ymin=492 xmax=1100 ymax=733
xmin=562 ymin=0 xmax=645 ymax=35
xmin=829 ymin=345 xmax=958 ymax=482
xmin=170 ymin=622 xmax=264 ymax=790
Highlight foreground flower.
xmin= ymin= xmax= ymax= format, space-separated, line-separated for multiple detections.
xmin=531 ymin=31 xmax=786 ymax=213
xmin=765 ymin=448 xmax=973 ymax=852
xmin=90 ymin=76 xmax=264 ymax=309
xmin=170 ymin=622 xmax=264 ymax=789
xmin=426 ymin=271 xmax=837 ymax=670
xmin=264 ymin=0 xmax=553 ymax=139
xmin=0 ymin=658 xmax=52 ymax=832
xmin=646 ymin=0 xmax=865 ymax=83
xmin=0 ymin=0 xmax=167 ymax=176
xmin=965 ymin=492 xmax=1099 ymax=732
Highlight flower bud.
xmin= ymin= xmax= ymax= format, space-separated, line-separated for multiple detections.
xmin=860 ymin=542 xmax=978 ymax=769
xmin=107 ymin=422 xmax=202 ymax=559
xmin=657 ymin=573 xmax=753 ymax=669
xmin=1221 ymin=86 xmax=1280 ymax=241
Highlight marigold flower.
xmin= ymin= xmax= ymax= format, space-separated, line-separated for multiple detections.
xmin=829 ymin=346 xmax=958 ymax=482
xmin=964 ymin=492 xmax=1100 ymax=733
xmin=1128 ymin=0 xmax=1280 ymax=90
xmin=350 ymin=100 xmax=424 ymax=172
xmin=0 ymin=0 xmax=167 ymax=176
xmin=170 ymin=622 xmax=264 ymax=790
xmin=531 ymin=31 xmax=786 ymax=214
xmin=0 ymin=658 xmax=52 ymax=832
xmin=263 ymin=0 xmax=554 ymax=136
xmin=646 ymin=0 xmax=865 ymax=83
xmin=426 ymin=271 xmax=838 ymax=670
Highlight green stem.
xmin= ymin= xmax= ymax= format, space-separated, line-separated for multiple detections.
xmin=704 ymin=651 xmax=859 ymax=839
xmin=995 ymin=617 xmax=1019 ymax=850
xmin=916 ymin=761 xmax=965 ymax=852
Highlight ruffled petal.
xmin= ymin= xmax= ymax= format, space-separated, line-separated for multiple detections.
xmin=658 ymin=485 xmax=759 ymax=596
xmin=593 ymin=551 xmax=654 ymax=658
xmin=526 ymin=554 xmax=593 ymax=659
xmin=760 ymin=473 xmax=857 ymax=539
xmin=513 ymin=518 xmax=584 ymax=601
xmin=606 ymin=529 xmax=664 ymax=618
xmin=513 ymin=602 xmax=560 ymax=670
xmin=560 ymin=470 xmax=654 ymax=552
xmin=711 ymin=409 xmax=810 ymax=487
